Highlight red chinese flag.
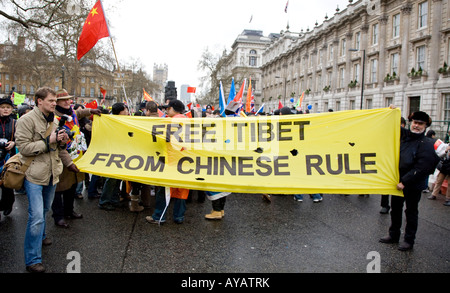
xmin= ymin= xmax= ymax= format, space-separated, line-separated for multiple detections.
xmin=100 ymin=87 xmax=107 ymax=100
xmin=77 ymin=0 xmax=110 ymax=60
xmin=86 ymin=100 xmax=98 ymax=109
xmin=187 ymin=87 xmax=196 ymax=94
xmin=278 ymin=100 xmax=283 ymax=109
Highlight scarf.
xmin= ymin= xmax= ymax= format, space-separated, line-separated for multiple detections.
xmin=56 ymin=105 xmax=74 ymax=116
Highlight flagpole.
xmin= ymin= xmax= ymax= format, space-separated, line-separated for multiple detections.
xmin=99 ymin=0 xmax=128 ymax=102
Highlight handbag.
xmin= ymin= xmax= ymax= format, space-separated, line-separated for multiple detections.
xmin=0 ymin=154 xmax=34 ymax=189
xmin=0 ymin=124 xmax=53 ymax=190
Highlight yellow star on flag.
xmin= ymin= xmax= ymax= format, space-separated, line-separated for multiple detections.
xmin=90 ymin=7 xmax=98 ymax=17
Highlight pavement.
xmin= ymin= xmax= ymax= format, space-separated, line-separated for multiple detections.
xmin=0 ymin=187 xmax=449 ymax=274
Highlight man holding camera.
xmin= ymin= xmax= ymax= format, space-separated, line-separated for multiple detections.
xmin=0 ymin=98 xmax=17 ymax=219
xmin=16 ymin=87 xmax=70 ymax=273
xmin=51 ymin=89 xmax=101 ymax=228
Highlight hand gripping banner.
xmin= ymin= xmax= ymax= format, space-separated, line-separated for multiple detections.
xmin=76 ymin=108 xmax=402 ymax=196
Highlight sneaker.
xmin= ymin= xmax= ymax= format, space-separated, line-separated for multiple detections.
xmin=312 ymin=194 xmax=323 ymax=203
xmin=294 ymin=195 xmax=303 ymax=202
xmin=98 ymin=203 xmax=115 ymax=211
xmin=146 ymin=216 xmax=165 ymax=224
xmin=427 ymin=195 xmax=437 ymax=200
xmin=444 ymin=200 xmax=450 ymax=206
xmin=380 ymin=207 xmax=390 ymax=214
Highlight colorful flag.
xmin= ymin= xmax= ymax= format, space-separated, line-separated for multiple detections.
xmin=233 ymin=79 xmax=246 ymax=104
xmin=246 ymin=79 xmax=253 ymax=113
xmin=219 ymin=81 xmax=227 ymax=117
xmin=77 ymin=0 xmax=110 ymax=60
xmin=187 ymin=87 xmax=196 ymax=94
xmin=85 ymin=100 xmax=98 ymax=109
xmin=278 ymin=100 xmax=283 ymax=109
xmin=227 ymin=78 xmax=236 ymax=105
xmin=285 ymin=0 xmax=289 ymax=13
xmin=256 ymin=103 xmax=265 ymax=115
xmin=296 ymin=92 xmax=305 ymax=110
xmin=100 ymin=86 xmax=107 ymax=101
xmin=143 ymin=88 xmax=154 ymax=102
xmin=13 ymin=92 xmax=26 ymax=105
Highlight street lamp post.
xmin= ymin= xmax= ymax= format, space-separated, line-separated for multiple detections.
xmin=349 ymin=49 xmax=365 ymax=110
xmin=61 ymin=65 xmax=66 ymax=89
xmin=275 ymin=76 xmax=287 ymax=105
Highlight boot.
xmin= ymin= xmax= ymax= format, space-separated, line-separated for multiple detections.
xmin=129 ymin=195 xmax=144 ymax=212
xmin=205 ymin=210 xmax=223 ymax=220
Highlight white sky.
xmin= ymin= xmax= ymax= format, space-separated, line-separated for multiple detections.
xmin=103 ymin=0 xmax=351 ymax=90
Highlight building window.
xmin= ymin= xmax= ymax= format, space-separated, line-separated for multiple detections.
xmin=444 ymin=94 xmax=450 ymax=121
xmin=329 ymin=45 xmax=334 ymax=61
xmin=335 ymin=101 xmax=341 ymax=111
xmin=416 ymin=45 xmax=426 ymax=70
xmin=366 ymin=99 xmax=373 ymax=109
xmin=81 ymin=87 xmax=86 ymax=97
xmin=372 ymin=23 xmax=379 ymax=45
xmin=55 ymin=86 xmax=59 ymax=92
xmin=341 ymin=39 xmax=346 ymax=56
xmin=393 ymin=14 xmax=400 ymax=38
xmin=371 ymin=59 xmax=378 ymax=83
xmin=354 ymin=63 xmax=360 ymax=83
xmin=339 ymin=68 xmax=345 ymax=88
xmin=385 ymin=97 xmax=393 ymax=108
xmin=5 ymin=74 xmax=9 ymax=80
xmin=349 ymin=100 xmax=355 ymax=110
xmin=418 ymin=1 xmax=428 ymax=29
xmin=250 ymin=50 xmax=257 ymax=55
xmin=249 ymin=56 xmax=257 ymax=66
xmin=355 ymin=32 xmax=361 ymax=50
xmin=30 ymin=86 xmax=35 ymax=95
xmin=81 ymin=77 xmax=86 ymax=83
xmin=90 ymin=88 xmax=95 ymax=97
xmin=22 ymin=85 xmax=26 ymax=94
xmin=391 ymin=53 xmax=399 ymax=75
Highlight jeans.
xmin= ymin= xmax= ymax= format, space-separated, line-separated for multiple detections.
xmin=152 ymin=187 xmax=186 ymax=222
xmin=99 ymin=177 xmax=121 ymax=206
xmin=88 ymin=174 xmax=100 ymax=198
xmin=23 ymin=179 xmax=56 ymax=266
xmin=294 ymin=194 xmax=322 ymax=201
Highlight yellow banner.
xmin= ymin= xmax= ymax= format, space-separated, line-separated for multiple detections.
xmin=76 ymin=108 xmax=402 ymax=196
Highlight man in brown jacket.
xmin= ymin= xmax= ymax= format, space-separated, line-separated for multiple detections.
xmin=51 ymin=89 xmax=101 ymax=228
xmin=16 ymin=87 xmax=69 ymax=273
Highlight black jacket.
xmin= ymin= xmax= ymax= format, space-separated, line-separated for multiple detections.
xmin=399 ymin=128 xmax=439 ymax=190
xmin=0 ymin=115 xmax=17 ymax=157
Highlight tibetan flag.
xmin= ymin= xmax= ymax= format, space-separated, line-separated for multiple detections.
xmin=246 ymin=79 xmax=253 ymax=113
xmin=143 ymin=88 xmax=154 ymax=102
xmin=219 ymin=81 xmax=227 ymax=117
xmin=77 ymin=0 xmax=110 ymax=60
xmin=187 ymin=87 xmax=196 ymax=94
xmin=227 ymin=78 xmax=236 ymax=105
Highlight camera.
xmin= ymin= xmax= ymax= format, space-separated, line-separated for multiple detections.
xmin=57 ymin=115 xmax=76 ymax=141
xmin=0 ymin=138 xmax=9 ymax=161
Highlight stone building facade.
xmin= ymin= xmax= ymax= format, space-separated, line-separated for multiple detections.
xmin=260 ymin=0 xmax=450 ymax=135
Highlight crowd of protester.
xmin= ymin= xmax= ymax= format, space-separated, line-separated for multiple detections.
xmin=0 ymin=88 xmax=448 ymax=273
